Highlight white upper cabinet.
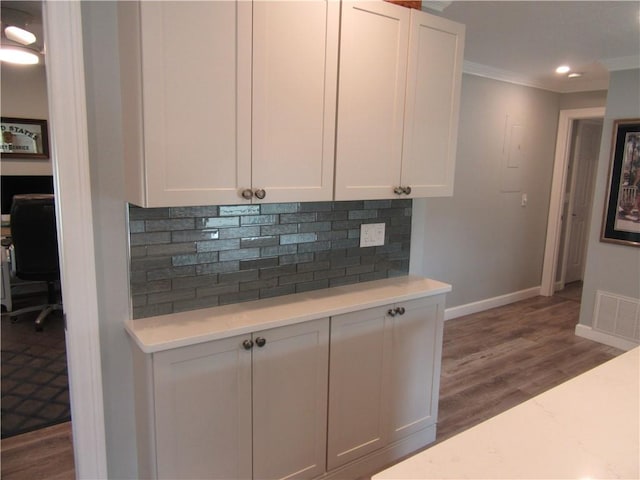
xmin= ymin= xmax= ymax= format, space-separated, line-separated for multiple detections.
xmin=119 ymin=1 xmax=338 ymax=207
xmin=335 ymin=2 xmax=465 ymax=200
xmin=252 ymin=1 xmax=339 ymax=204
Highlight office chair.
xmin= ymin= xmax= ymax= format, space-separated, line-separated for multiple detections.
xmin=9 ymin=194 xmax=62 ymax=331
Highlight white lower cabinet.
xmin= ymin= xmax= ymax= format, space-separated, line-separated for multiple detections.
xmin=140 ymin=318 xmax=329 ymax=480
xmin=327 ymin=296 xmax=445 ymax=471
xmin=131 ymin=294 xmax=445 ymax=480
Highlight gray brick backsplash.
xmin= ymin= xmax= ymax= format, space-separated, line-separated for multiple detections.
xmin=219 ymin=205 xmax=260 ymax=216
xmin=169 ymin=206 xmax=219 ymax=218
xmin=129 ymin=200 xmax=411 ymax=319
xmin=130 ymin=232 xmax=171 ymax=246
xmin=197 ymin=239 xmax=240 ymax=252
xmin=145 ymin=218 xmax=195 ymax=232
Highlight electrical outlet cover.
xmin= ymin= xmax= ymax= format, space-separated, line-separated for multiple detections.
xmin=360 ymin=223 xmax=385 ymax=247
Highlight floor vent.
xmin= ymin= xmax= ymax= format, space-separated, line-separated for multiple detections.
xmin=593 ymin=290 xmax=640 ymax=343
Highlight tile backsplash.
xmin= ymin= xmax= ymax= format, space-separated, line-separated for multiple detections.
xmin=129 ymin=200 xmax=411 ymax=319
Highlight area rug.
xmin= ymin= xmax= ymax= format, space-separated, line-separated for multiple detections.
xmin=1 ymin=305 xmax=70 ymax=438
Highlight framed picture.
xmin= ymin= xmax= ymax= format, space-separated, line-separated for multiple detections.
xmin=601 ymin=118 xmax=640 ymax=247
xmin=0 ymin=117 xmax=50 ymax=159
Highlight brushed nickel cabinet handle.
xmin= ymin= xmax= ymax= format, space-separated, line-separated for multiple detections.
xmin=241 ymin=189 xmax=253 ymax=200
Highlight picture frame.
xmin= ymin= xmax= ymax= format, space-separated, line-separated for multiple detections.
xmin=1 ymin=117 xmax=50 ymax=159
xmin=601 ymin=118 xmax=640 ymax=247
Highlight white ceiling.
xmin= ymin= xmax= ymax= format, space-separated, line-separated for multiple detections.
xmin=431 ymin=1 xmax=640 ymax=93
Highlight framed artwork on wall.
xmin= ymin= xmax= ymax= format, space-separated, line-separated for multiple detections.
xmin=601 ymin=118 xmax=640 ymax=247
xmin=0 ymin=117 xmax=50 ymax=159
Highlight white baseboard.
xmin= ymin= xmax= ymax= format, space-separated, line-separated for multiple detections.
xmin=444 ymin=286 xmax=541 ymax=321
xmin=574 ymin=324 xmax=639 ymax=351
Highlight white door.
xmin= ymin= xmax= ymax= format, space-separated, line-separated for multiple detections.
xmin=563 ymin=120 xmax=602 ymax=284
xmin=327 ymin=305 xmax=392 ymax=470
xmin=138 ymin=1 xmax=252 ymax=207
xmin=153 ymin=336 xmax=252 ymax=480
xmin=252 ymin=1 xmax=339 ymax=203
xmin=252 ymin=318 xmax=329 ymax=480
xmin=388 ymin=296 xmax=444 ymax=441
xmin=334 ymin=1 xmax=410 ymax=200
xmin=401 ymin=11 xmax=464 ymax=197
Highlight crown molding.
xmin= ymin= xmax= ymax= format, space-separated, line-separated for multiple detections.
xmin=462 ymin=60 xmax=610 ymax=94
xmin=462 ymin=61 xmax=553 ymax=91
xmin=600 ymin=55 xmax=640 ymax=72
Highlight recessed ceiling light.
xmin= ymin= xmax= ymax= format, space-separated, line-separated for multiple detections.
xmin=4 ymin=26 xmax=36 ymax=45
xmin=568 ymin=72 xmax=583 ymax=79
xmin=555 ymin=65 xmax=571 ymax=74
xmin=0 ymin=46 xmax=39 ymax=65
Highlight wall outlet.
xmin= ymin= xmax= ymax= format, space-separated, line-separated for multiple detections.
xmin=360 ymin=223 xmax=385 ymax=247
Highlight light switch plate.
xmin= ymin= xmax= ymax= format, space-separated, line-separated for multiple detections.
xmin=360 ymin=223 xmax=385 ymax=247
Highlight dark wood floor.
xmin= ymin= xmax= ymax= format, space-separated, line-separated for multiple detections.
xmin=0 ymin=283 xmax=622 ymax=479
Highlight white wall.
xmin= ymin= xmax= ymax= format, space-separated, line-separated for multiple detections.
xmin=81 ymin=3 xmax=138 ymax=478
xmin=0 ymin=63 xmax=53 ymax=175
xmin=411 ymin=74 xmax=560 ymax=308
xmin=578 ymin=69 xmax=640 ymax=336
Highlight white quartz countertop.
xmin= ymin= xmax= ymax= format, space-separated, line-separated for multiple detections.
xmin=125 ymin=275 xmax=451 ymax=353
xmin=374 ymin=346 xmax=640 ymax=480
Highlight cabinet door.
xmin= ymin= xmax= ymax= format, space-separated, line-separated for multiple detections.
xmin=252 ymin=318 xmax=329 ymax=480
xmin=334 ymin=1 xmax=410 ymax=200
xmin=136 ymin=1 xmax=252 ymax=207
xmin=153 ymin=336 xmax=252 ymax=480
xmin=327 ymin=306 xmax=392 ymax=470
xmin=252 ymin=1 xmax=339 ymax=203
xmin=388 ymin=296 xmax=445 ymax=441
xmin=401 ymin=11 xmax=465 ymax=197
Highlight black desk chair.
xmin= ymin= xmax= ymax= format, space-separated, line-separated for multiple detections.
xmin=9 ymin=194 xmax=62 ymax=331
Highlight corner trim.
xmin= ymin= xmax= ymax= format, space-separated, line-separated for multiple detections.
xmin=574 ymin=324 xmax=639 ymax=351
xmin=444 ymin=287 xmax=540 ymax=321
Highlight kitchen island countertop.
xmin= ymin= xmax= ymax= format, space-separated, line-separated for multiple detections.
xmin=373 ymin=346 xmax=639 ymax=479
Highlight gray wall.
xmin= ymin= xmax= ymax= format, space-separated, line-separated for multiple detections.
xmin=579 ymin=68 xmax=640 ymax=327
xmin=82 ymin=3 xmax=138 ymax=478
xmin=411 ymin=74 xmax=561 ymax=307
xmin=559 ymin=90 xmax=608 ymax=110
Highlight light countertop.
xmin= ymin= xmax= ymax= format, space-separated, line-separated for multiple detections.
xmin=373 ymin=346 xmax=640 ymax=479
xmin=125 ymin=275 xmax=451 ymax=353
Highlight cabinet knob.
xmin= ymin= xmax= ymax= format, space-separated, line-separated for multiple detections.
xmin=242 ymin=339 xmax=254 ymax=350
xmin=402 ymin=186 xmax=412 ymax=195
xmin=254 ymin=189 xmax=266 ymax=200
xmin=255 ymin=337 xmax=266 ymax=347
xmin=388 ymin=308 xmax=397 ymax=317
xmin=395 ymin=306 xmax=406 ymax=315
xmin=393 ymin=187 xmax=404 ymax=195
xmin=241 ymin=189 xmax=253 ymax=200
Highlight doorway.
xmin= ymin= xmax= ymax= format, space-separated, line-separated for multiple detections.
xmin=555 ymin=118 xmax=603 ymax=289
xmin=541 ymin=107 xmax=605 ymax=297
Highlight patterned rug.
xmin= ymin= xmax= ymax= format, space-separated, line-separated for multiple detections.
xmin=1 ymin=301 xmax=70 ymax=438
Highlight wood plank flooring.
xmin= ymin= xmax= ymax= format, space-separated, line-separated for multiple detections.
xmin=0 ymin=422 xmax=74 ymax=480
xmin=1 ymin=283 xmax=623 ymax=479
xmin=435 ymin=284 xmax=621 ymax=443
